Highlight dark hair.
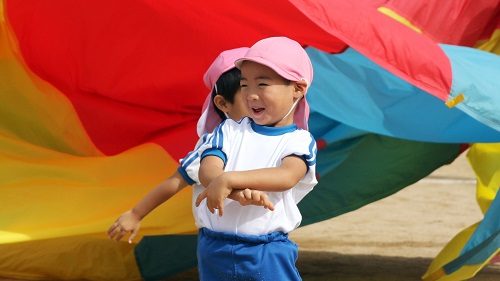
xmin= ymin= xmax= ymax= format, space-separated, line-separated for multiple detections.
xmin=211 ymin=68 xmax=241 ymax=120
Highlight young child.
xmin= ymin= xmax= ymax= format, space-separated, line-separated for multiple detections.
xmin=106 ymin=47 xmax=273 ymax=244
xmin=193 ymin=37 xmax=318 ymax=280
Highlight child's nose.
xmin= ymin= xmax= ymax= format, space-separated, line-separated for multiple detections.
xmin=246 ymin=90 xmax=259 ymax=100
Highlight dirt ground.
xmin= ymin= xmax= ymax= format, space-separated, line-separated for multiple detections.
xmin=165 ymin=152 xmax=500 ymax=280
xmin=1 ymin=153 xmax=499 ymax=281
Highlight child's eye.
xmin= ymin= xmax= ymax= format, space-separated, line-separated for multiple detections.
xmin=258 ymin=83 xmax=268 ymax=87
xmin=240 ymin=84 xmax=247 ymax=88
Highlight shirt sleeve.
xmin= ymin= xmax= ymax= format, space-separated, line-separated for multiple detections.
xmin=178 ymin=120 xmax=236 ymax=184
xmin=197 ymin=119 xmax=232 ymax=165
xmin=282 ymin=130 xmax=318 ymax=202
xmin=282 ymin=130 xmax=317 ymax=171
xmin=177 ymin=134 xmax=209 ymax=185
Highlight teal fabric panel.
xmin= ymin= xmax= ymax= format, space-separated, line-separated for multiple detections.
xmin=135 ymin=234 xmax=198 ymax=281
xmin=299 ymin=133 xmax=462 ymax=226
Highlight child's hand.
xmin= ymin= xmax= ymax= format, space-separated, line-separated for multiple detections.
xmin=195 ymin=174 xmax=232 ymax=216
xmin=236 ymin=188 xmax=275 ymax=211
xmin=106 ymin=210 xmax=141 ymax=244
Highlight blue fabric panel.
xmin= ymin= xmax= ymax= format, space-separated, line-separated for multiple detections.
xmin=445 ymin=44 xmax=500 ymax=131
xmin=306 ymin=47 xmax=500 ymax=143
xmin=461 ymin=190 xmax=500 ymax=263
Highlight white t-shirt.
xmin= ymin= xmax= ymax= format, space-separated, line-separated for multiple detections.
xmin=179 ymin=117 xmax=317 ymax=236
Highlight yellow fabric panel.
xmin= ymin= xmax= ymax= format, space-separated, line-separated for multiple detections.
xmin=424 ymin=257 xmax=500 ymax=281
xmin=0 ymin=141 xmax=196 ymax=244
xmin=0 ymin=235 xmax=141 ymax=281
xmin=422 ymin=223 xmax=478 ymax=281
xmin=0 ymin=139 xmax=197 ymax=279
xmin=377 ymin=7 xmax=423 ymax=34
xmin=468 ymin=143 xmax=500 ymax=214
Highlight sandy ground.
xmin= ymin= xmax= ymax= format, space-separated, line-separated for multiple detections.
xmin=1 ymin=152 xmax=499 ymax=281
xmin=165 ymin=152 xmax=500 ymax=280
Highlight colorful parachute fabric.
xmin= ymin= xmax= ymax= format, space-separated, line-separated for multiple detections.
xmin=1 ymin=0 xmax=500 ymax=280
xmin=422 ymin=143 xmax=500 ymax=281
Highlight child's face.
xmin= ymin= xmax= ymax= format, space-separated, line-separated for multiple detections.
xmin=240 ymin=61 xmax=301 ymax=127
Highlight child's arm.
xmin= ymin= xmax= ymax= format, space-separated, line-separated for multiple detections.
xmin=106 ymin=170 xmax=188 ymax=243
xmin=197 ymin=155 xmax=231 ymax=214
xmin=224 ymin=156 xmax=307 ymax=191
xmin=198 ymin=155 xmax=225 ymax=188
xmin=196 ymin=155 xmax=306 ymax=215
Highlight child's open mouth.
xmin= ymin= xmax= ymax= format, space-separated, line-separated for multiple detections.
xmin=252 ymin=107 xmax=264 ymax=114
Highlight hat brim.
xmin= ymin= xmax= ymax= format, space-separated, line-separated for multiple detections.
xmin=235 ymin=57 xmax=300 ymax=82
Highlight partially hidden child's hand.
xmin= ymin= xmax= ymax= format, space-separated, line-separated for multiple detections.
xmin=237 ymin=188 xmax=275 ymax=211
xmin=195 ymin=174 xmax=232 ymax=217
xmin=106 ymin=210 xmax=141 ymax=244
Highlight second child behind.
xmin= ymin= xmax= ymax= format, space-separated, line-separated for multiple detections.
xmin=106 ymin=47 xmax=272 ymax=244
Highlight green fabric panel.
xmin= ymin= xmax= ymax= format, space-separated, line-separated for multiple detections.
xmin=135 ymin=234 xmax=198 ymax=281
xmin=299 ymin=134 xmax=462 ymax=226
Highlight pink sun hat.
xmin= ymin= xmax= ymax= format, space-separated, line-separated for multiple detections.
xmin=235 ymin=36 xmax=313 ymax=130
xmin=196 ymin=47 xmax=249 ymax=136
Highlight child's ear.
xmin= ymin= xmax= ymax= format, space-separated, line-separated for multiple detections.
xmin=293 ymin=80 xmax=307 ymax=97
xmin=213 ymin=95 xmax=228 ymax=112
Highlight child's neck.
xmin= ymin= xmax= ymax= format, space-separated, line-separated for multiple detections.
xmin=261 ymin=115 xmax=294 ymax=128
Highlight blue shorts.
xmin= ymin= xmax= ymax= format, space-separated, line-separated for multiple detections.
xmin=197 ymin=227 xmax=301 ymax=281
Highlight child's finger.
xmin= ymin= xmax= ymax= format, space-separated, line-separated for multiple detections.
xmin=218 ymin=204 xmax=224 ymax=217
xmin=215 ymin=196 xmax=225 ymax=216
xmin=242 ymin=188 xmax=252 ymax=200
xmin=257 ymin=193 xmax=275 ymax=211
xmin=260 ymin=195 xmax=270 ymax=207
xmin=267 ymin=201 xmax=275 ymax=211
xmin=263 ymin=198 xmax=275 ymax=211
xmin=108 ymin=225 xmax=121 ymax=240
xmin=238 ymin=191 xmax=247 ymax=202
xmin=237 ymin=191 xmax=252 ymax=206
xmin=250 ymin=190 xmax=262 ymax=203
xmin=128 ymin=228 xmax=138 ymax=244
xmin=207 ymin=199 xmax=216 ymax=214
xmin=196 ymin=190 xmax=208 ymax=207
xmin=114 ymin=229 xmax=126 ymax=242
xmin=106 ymin=223 xmax=117 ymax=237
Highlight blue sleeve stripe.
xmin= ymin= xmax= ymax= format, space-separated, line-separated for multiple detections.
xmin=201 ymin=148 xmax=227 ymax=164
xmin=203 ymin=133 xmax=214 ymax=147
xmin=210 ymin=124 xmax=224 ymax=149
xmin=179 ymin=149 xmax=199 ymax=168
xmin=196 ymin=134 xmax=209 ymax=149
xmin=177 ymin=166 xmax=195 ymax=185
xmin=304 ymin=138 xmax=317 ymax=166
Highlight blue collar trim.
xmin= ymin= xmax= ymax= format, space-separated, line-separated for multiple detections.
xmin=250 ymin=119 xmax=297 ymax=136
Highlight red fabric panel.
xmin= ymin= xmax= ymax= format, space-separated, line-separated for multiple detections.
xmin=291 ymin=0 xmax=452 ymax=100
xmin=478 ymin=11 xmax=500 ymax=41
xmin=377 ymin=0 xmax=500 ymax=45
xmin=5 ymin=0 xmax=454 ymax=159
xmin=5 ymin=0 xmax=345 ymax=159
